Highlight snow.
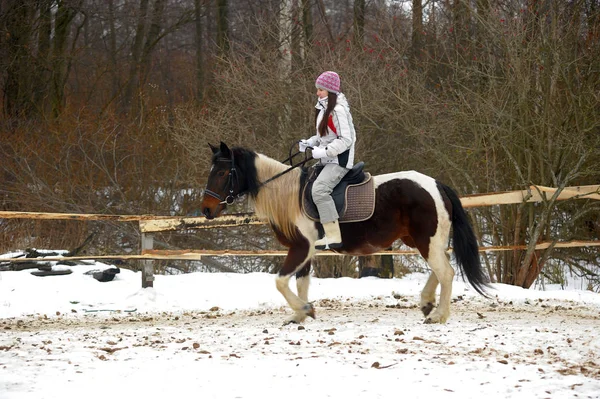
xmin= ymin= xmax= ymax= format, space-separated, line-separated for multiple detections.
xmin=1 ymin=258 xmax=600 ymax=399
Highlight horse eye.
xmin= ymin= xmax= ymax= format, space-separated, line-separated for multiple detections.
xmin=217 ymin=171 xmax=226 ymax=177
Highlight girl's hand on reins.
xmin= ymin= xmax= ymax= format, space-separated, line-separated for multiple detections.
xmin=298 ymin=139 xmax=310 ymax=152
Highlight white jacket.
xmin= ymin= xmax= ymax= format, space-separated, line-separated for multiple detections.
xmin=305 ymin=93 xmax=356 ymax=168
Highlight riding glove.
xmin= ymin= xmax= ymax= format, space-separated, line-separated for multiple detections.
xmin=298 ymin=139 xmax=310 ymax=153
xmin=311 ymin=147 xmax=327 ymax=159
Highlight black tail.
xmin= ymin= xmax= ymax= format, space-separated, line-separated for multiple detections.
xmin=437 ymin=182 xmax=490 ymax=297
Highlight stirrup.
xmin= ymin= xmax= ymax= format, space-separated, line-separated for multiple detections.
xmin=315 ymin=238 xmax=342 ymax=250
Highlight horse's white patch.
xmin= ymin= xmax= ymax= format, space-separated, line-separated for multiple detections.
xmin=296 ymin=276 xmax=310 ymax=302
xmin=295 ymin=214 xmax=319 ymax=248
xmin=276 ymin=275 xmax=305 ymax=310
xmin=374 ymin=170 xmax=431 ymax=190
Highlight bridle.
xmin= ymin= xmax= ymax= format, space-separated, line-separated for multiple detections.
xmin=204 ymin=143 xmax=314 ymax=205
xmin=204 ymin=153 xmax=239 ymax=205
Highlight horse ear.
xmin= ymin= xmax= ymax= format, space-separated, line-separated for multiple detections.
xmin=209 ymin=143 xmax=219 ymax=154
xmin=219 ymin=142 xmax=231 ymax=157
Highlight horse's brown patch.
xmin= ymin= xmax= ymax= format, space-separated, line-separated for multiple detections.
xmin=335 ymin=178 xmax=437 ymax=259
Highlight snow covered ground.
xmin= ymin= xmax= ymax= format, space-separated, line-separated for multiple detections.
xmin=1 ymin=259 xmax=599 ymax=399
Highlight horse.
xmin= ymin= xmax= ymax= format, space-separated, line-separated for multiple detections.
xmin=201 ymin=142 xmax=489 ymax=325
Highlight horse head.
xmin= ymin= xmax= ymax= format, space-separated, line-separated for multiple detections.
xmin=201 ymin=142 xmax=239 ymax=219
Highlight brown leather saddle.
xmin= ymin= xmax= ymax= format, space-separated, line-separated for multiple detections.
xmin=302 ymin=162 xmax=375 ymax=223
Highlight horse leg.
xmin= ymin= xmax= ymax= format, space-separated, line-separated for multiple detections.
xmin=404 ymin=235 xmax=440 ymax=318
xmin=423 ymin=247 xmax=455 ymax=324
xmin=296 ymin=262 xmax=311 ymax=303
xmin=420 ymin=273 xmax=438 ymax=317
xmin=276 ymin=244 xmax=315 ymax=325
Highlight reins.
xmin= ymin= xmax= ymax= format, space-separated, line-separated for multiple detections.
xmin=257 ymin=153 xmax=312 ymax=187
xmin=206 ymin=144 xmax=314 ymax=205
xmin=258 ymin=141 xmax=313 ymax=186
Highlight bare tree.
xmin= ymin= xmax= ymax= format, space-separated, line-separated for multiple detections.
xmin=216 ymin=0 xmax=229 ymax=54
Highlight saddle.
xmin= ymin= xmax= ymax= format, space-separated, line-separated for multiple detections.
xmin=302 ymin=161 xmax=375 ymax=223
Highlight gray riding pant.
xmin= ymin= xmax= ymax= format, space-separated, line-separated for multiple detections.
xmin=312 ymin=163 xmax=349 ymax=224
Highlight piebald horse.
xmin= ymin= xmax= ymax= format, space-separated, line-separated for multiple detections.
xmin=201 ymin=142 xmax=489 ymax=324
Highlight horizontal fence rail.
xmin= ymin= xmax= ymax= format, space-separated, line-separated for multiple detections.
xmin=3 ymin=185 xmax=598 ymax=233
xmin=1 ymin=240 xmax=599 ymax=263
xmin=138 ymin=185 xmax=600 ymax=233
xmin=0 ymin=211 xmax=177 ymax=222
xmin=1 ymin=184 xmax=598 ymax=287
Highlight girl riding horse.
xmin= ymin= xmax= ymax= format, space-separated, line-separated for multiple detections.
xmin=201 ymin=142 xmax=489 ymax=325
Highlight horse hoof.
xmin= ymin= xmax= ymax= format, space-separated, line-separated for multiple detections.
xmin=303 ymin=303 xmax=316 ymax=319
xmin=424 ymin=312 xmax=448 ymax=324
xmin=421 ymin=302 xmax=434 ymax=317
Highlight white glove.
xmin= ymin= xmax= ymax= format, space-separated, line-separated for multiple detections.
xmin=298 ymin=139 xmax=310 ymax=153
xmin=311 ymin=147 xmax=327 ymax=159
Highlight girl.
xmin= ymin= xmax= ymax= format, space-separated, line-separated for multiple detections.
xmin=299 ymin=71 xmax=357 ymax=250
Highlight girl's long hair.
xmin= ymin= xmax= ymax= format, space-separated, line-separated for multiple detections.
xmin=315 ymin=92 xmax=338 ymax=137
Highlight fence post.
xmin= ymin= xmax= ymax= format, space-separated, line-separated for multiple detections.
xmin=141 ymin=233 xmax=154 ymax=288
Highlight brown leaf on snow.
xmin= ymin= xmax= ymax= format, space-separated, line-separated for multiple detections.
xmin=412 ymin=336 xmax=441 ymax=344
xmin=99 ymin=347 xmax=127 ymax=354
xmin=371 ymin=361 xmax=397 ymax=369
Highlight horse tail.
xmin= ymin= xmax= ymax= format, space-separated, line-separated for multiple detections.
xmin=437 ymin=182 xmax=491 ymax=297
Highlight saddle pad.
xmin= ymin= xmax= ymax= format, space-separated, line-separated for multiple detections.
xmin=303 ymin=173 xmax=375 ymax=223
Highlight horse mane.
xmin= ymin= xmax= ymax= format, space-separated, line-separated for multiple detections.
xmin=229 ymin=147 xmax=261 ymax=198
xmin=236 ymin=148 xmax=302 ymax=241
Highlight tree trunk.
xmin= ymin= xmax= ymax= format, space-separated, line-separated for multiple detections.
xmin=140 ymin=0 xmax=166 ymax=83
xmin=353 ymin=0 xmax=365 ymax=47
xmin=123 ymin=0 xmax=150 ymax=113
xmin=107 ymin=0 xmax=120 ymax=99
xmin=216 ymin=0 xmax=229 ymax=54
xmin=300 ymin=0 xmax=313 ymax=60
xmin=316 ymin=0 xmax=334 ymax=43
xmin=50 ymin=0 xmax=79 ymax=118
xmin=278 ymin=0 xmax=293 ymax=135
xmin=452 ymin=0 xmax=471 ymax=56
xmin=411 ymin=0 xmax=423 ymax=61
xmin=33 ymin=0 xmax=52 ymax=112
xmin=2 ymin=1 xmax=35 ymax=119
xmin=194 ymin=0 xmax=204 ymax=102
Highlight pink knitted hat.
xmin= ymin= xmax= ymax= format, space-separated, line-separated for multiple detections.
xmin=315 ymin=71 xmax=340 ymax=94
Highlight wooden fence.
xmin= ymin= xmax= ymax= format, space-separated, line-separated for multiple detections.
xmin=1 ymin=184 xmax=598 ymax=287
